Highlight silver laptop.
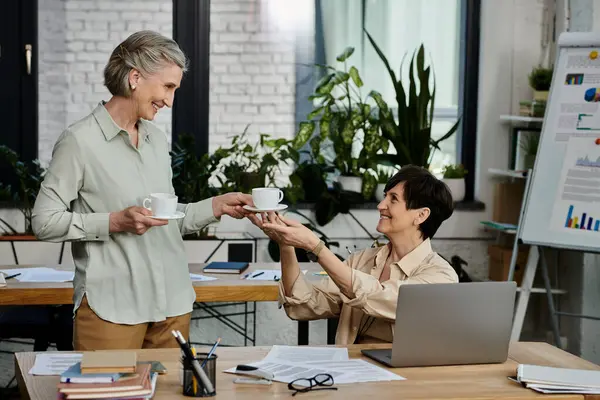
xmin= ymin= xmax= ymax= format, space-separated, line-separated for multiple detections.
xmin=361 ymin=281 xmax=516 ymax=367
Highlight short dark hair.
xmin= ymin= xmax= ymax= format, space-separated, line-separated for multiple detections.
xmin=384 ymin=165 xmax=454 ymax=239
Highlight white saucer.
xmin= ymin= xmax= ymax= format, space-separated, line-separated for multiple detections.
xmin=243 ymin=204 xmax=288 ymax=213
xmin=149 ymin=211 xmax=185 ymax=220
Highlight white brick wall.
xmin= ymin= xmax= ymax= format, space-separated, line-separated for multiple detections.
xmin=38 ymin=0 xmax=173 ymax=165
xmin=208 ymin=0 xmax=297 ymax=153
xmin=39 ymin=0 xmax=297 ymax=173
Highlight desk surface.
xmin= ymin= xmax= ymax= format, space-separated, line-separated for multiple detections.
xmin=0 ymin=263 xmax=323 ymax=305
xmin=14 ymin=342 xmax=600 ymax=400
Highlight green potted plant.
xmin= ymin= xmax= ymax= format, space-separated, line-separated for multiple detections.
xmin=301 ymin=46 xmax=386 ymax=197
xmin=528 ymin=65 xmax=553 ymax=102
xmin=364 ymin=29 xmax=460 ymax=170
xmin=441 ymin=164 xmax=468 ymax=202
xmin=374 ymin=167 xmax=394 ymax=202
xmin=0 ymin=145 xmax=46 ymax=236
xmin=216 ymin=125 xmax=300 ymax=194
xmin=519 ymin=133 xmax=540 ymax=170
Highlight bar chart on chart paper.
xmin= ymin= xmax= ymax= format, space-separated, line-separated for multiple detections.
xmin=551 ymin=136 xmax=600 ymax=234
xmin=564 ymin=204 xmax=600 ymax=232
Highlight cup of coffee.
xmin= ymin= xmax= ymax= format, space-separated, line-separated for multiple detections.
xmin=252 ymin=188 xmax=284 ymax=209
xmin=143 ymin=193 xmax=177 ymax=217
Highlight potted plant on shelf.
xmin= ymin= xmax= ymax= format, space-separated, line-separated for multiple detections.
xmin=374 ymin=167 xmax=394 ymax=202
xmin=364 ymin=29 xmax=460 ymax=171
xmin=301 ymin=46 xmax=386 ymax=198
xmin=441 ymin=164 xmax=468 ymax=202
xmin=216 ymin=124 xmax=301 ymax=194
xmin=528 ymin=65 xmax=553 ymax=102
xmin=519 ymin=132 xmax=540 ymax=170
xmin=0 ymin=145 xmax=46 ymax=237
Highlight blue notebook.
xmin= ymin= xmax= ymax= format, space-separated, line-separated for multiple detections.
xmin=60 ymin=362 xmax=121 ymax=383
xmin=202 ymin=262 xmax=249 ymax=274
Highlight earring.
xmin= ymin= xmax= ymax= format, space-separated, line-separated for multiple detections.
xmin=131 ymin=85 xmax=136 ymax=90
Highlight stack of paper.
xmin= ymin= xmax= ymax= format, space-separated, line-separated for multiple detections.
xmin=224 ymin=345 xmax=404 ymax=385
xmin=515 ymin=364 xmax=600 ymax=394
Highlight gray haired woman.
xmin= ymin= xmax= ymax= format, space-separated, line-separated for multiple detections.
xmin=32 ymin=31 xmax=253 ymax=350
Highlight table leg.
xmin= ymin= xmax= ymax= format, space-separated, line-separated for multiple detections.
xmin=10 ymin=241 xmax=18 ymax=264
xmin=297 ymin=321 xmax=309 ymax=345
xmin=327 ymin=318 xmax=338 ymax=345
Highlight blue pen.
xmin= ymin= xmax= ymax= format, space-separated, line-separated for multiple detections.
xmin=201 ymin=337 xmax=221 ymax=368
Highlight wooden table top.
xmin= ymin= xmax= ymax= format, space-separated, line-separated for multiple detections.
xmin=0 ymin=263 xmax=323 ymax=305
xmin=14 ymin=342 xmax=600 ymax=400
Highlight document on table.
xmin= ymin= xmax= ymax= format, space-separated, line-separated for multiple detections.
xmin=189 ymin=273 xmax=217 ymax=281
xmin=29 ymin=353 xmax=82 ymax=375
xmin=264 ymin=345 xmax=348 ymax=362
xmin=0 ymin=267 xmax=74 ymax=282
xmin=224 ymin=345 xmax=404 ymax=384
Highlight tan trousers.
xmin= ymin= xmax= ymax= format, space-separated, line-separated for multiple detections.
xmin=74 ymin=295 xmax=191 ymax=350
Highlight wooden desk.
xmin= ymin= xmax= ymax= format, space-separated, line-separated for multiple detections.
xmin=0 ymin=263 xmax=325 ymax=345
xmin=14 ymin=342 xmax=600 ymax=400
xmin=0 ymin=263 xmax=325 ymax=305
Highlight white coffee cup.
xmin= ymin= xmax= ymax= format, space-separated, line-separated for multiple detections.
xmin=252 ymin=187 xmax=284 ymax=209
xmin=143 ymin=193 xmax=177 ymax=217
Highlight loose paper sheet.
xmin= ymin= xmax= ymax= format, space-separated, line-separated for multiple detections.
xmin=0 ymin=267 xmax=74 ymax=282
xmin=189 ymin=273 xmax=218 ymax=281
xmin=29 ymin=353 xmax=82 ymax=375
xmin=224 ymin=345 xmax=404 ymax=385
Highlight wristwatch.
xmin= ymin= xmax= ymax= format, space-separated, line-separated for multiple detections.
xmin=306 ymin=240 xmax=326 ymax=262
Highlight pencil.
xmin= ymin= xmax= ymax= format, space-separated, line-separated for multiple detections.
xmin=191 ymin=346 xmax=197 ymax=395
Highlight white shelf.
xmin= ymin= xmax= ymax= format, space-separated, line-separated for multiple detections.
xmin=488 ymin=168 xmax=528 ymax=178
xmin=500 ymin=115 xmax=544 ymax=123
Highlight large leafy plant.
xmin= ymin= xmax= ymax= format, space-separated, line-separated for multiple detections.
xmin=364 ymin=29 xmax=460 ymax=169
xmin=300 ymin=46 xmax=386 ymax=194
xmin=0 ymin=145 xmax=46 ymax=235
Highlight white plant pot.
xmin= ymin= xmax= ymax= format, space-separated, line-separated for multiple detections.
xmin=375 ymin=183 xmax=386 ymax=202
xmin=338 ymin=176 xmax=363 ymax=193
xmin=442 ymin=178 xmax=465 ymax=202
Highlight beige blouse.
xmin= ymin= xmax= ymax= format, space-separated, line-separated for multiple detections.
xmin=278 ymin=239 xmax=459 ymax=345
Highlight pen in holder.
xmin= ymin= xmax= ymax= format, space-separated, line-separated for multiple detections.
xmin=182 ymin=353 xmax=217 ymax=397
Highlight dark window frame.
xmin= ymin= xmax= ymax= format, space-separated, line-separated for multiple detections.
xmin=172 ymin=0 xmax=210 ymax=156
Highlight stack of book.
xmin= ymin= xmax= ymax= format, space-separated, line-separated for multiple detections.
xmin=57 ymin=352 xmax=157 ymax=399
xmin=514 ymin=364 xmax=600 ymax=394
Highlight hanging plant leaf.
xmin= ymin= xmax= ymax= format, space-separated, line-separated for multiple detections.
xmin=336 ymin=46 xmax=355 ymax=62
xmin=349 ymin=66 xmax=363 ymax=87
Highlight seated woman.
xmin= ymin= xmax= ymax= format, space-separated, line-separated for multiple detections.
xmin=248 ymin=165 xmax=458 ymax=345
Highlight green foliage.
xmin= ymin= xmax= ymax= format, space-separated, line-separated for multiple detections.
xmin=519 ymin=133 xmax=540 ymax=156
xmin=528 ymin=66 xmax=553 ymax=91
xmin=442 ymin=164 xmax=468 ymax=179
xmin=376 ymin=167 xmax=394 ymax=184
xmin=216 ymin=124 xmax=300 ymax=194
xmin=0 ymin=146 xmax=46 ymax=234
xmin=299 ymin=46 xmax=386 ymax=179
xmin=170 ymin=133 xmax=225 ymax=204
xmin=364 ymin=29 xmax=459 ymax=170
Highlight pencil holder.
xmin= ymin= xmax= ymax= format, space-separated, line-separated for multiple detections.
xmin=182 ymin=353 xmax=217 ymax=397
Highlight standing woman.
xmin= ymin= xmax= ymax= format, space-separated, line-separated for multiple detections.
xmin=32 ymin=31 xmax=253 ymax=350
